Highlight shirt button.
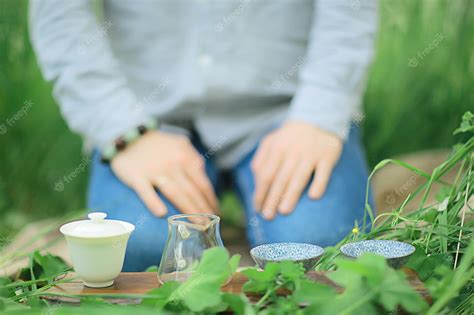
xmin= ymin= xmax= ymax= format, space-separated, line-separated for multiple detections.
xmin=197 ymin=54 xmax=213 ymax=68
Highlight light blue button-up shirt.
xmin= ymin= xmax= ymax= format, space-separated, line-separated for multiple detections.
xmin=30 ymin=0 xmax=378 ymax=168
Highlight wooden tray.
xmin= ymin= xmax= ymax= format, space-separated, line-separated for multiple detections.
xmin=43 ymin=268 xmax=430 ymax=306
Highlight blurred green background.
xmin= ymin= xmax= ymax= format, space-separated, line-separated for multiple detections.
xmin=0 ymin=0 xmax=473 ymax=239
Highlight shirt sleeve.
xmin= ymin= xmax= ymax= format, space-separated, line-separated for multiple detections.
xmin=29 ymin=0 xmax=149 ymax=149
xmin=288 ymin=0 xmax=378 ymax=140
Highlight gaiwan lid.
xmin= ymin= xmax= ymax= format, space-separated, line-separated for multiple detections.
xmin=60 ymin=212 xmax=135 ymax=238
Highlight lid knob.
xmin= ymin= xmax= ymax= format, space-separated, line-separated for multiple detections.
xmin=88 ymin=212 xmax=107 ymax=222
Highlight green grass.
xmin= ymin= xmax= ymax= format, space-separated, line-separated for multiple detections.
xmin=0 ymin=0 xmax=473 ymax=238
xmin=363 ymin=0 xmax=474 ymax=165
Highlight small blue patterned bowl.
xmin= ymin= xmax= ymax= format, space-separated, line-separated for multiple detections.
xmin=340 ymin=240 xmax=415 ymax=268
xmin=250 ymin=242 xmax=325 ymax=271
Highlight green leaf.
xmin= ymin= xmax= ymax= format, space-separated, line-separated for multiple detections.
xmin=328 ymin=253 xmax=427 ymax=314
xmin=271 ymin=296 xmax=302 ymax=314
xmin=292 ymin=279 xmax=336 ymax=305
xmin=25 ymin=296 xmax=45 ymax=308
xmin=33 ymin=251 xmax=69 ymax=279
xmin=173 ymin=275 xmax=223 ymax=312
xmin=229 ymin=254 xmax=241 ymax=274
xmin=278 ymin=261 xmax=305 ymax=282
xmin=0 ymin=278 xmax=14 ymax=298
xmin=168 ymin=247 xmax=235 ymax=312
xmin=426 ymin=241 xmax=474 ymax=315
xmin=142 ymin=281 xmax=180 ymax=309
xmin=242 ymin=263 xmax=280 ymax=293
xmin=0 ymin=297 xmax=29 ymax=312
xmin=141 ymin=248 xmax=240 ymax=313
xmin=330 ymin=254 xmax=386 ymax=287
xmin=144 ymin=265 xmax=158 ymax=272
xmin=377 ymin=270 xmax=427 ymax=312
xmin=314 ymin=288 xmax=379 ymax=315
xmin=453 ymin=111 xmax=474 ymax=135
xmin=405 ymin=247 xmax=453 ymax=281
xmin=421 ymin=207 xmax=439 ymax=223
xmin=222 ymin=293 xmax=256 ymax=315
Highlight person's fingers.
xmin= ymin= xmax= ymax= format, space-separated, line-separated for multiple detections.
xmin=153 ymin=175 xmax=197 ymax=214
xmin=308 ymin=160 xmax=335 ymax=199
xmin=250 ymin=138 xmax=271 ymax=172
xmin=185 ymin=162 xmax=219 ymax=212
xmin=132 ymin=179 xmax=167 ymax=217
xmin=278 ymin=161 xmax=314 ymax=215
xmin=261 ymin=158 xmax=297 ymax=220
xmin=253 ymin=147 xmax=283 ymax=212
xmin=174 ymin=171 xmax=215 ymax=214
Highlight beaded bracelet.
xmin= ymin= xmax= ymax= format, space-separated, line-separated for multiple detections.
xmin=100 ymin=119 xmax=159 ymax=163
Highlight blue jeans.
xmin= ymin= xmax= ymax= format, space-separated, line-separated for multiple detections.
xmin=87 ymin=127 xmax=373 ymax=271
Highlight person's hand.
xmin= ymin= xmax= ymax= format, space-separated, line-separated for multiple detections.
xmin=111 ymin=131 xmax=219 ymax=217
xmin=251 ymin=121 xmax=343 ymax=220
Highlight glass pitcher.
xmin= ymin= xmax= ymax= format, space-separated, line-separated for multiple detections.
xmin=157 ymin=214 xmax=224 ymax=283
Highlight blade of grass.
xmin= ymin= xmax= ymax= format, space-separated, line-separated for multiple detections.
xmin=454 ymin=160 xmax=471 ymax=268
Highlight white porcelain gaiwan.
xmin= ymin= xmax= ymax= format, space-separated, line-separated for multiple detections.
xmin=60 ymin=212 xmax=135 ymax=288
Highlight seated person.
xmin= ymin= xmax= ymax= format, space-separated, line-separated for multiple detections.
xmin=30 ymin=0 xmax=378 ymax=271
